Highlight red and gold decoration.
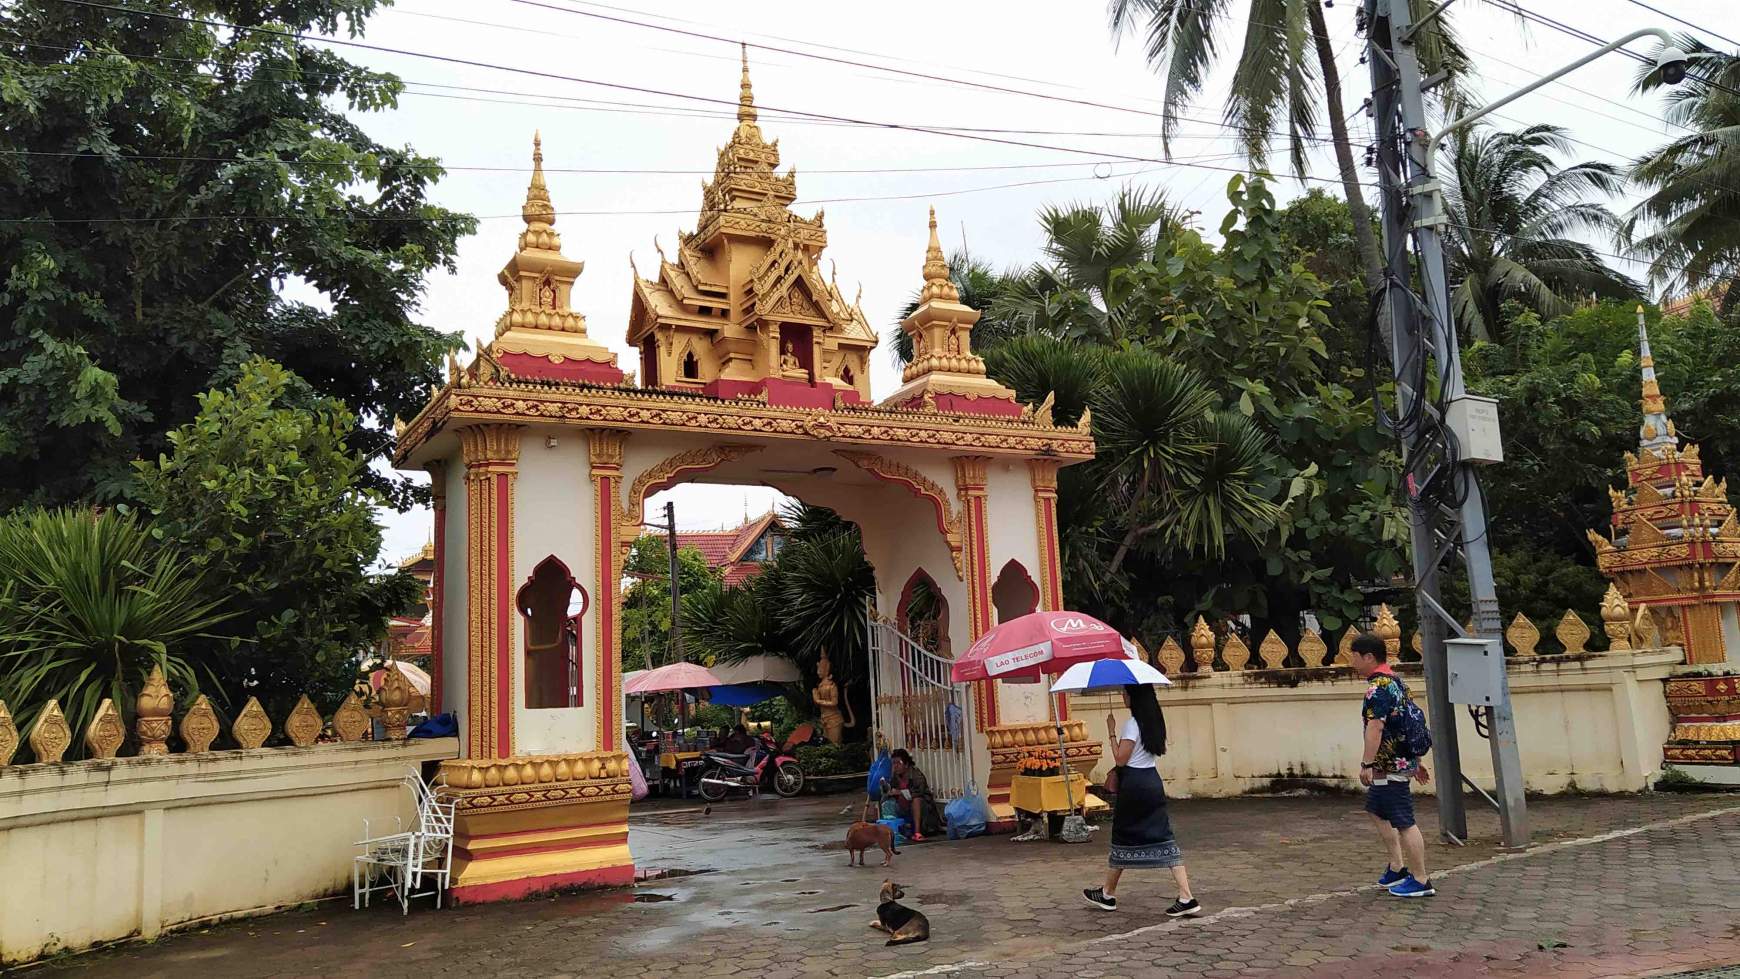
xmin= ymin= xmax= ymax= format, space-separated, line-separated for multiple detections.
xmin=1588 ymin=307 xmax=1740 ymax=666
xmin=588 ymin=428 xmax=628 ymax=750
xmin=460 ymin=423 xmax=522 ymax=759
xmin=954 ymin=455 xmax=998 ymax=731
xmin=438 ymin=751 xmax=634 ymax=903
xmin=1663 ymin=676 xmax=1740 ymax=765
xmin=985 ymin=720 xmax=1107 ymax=823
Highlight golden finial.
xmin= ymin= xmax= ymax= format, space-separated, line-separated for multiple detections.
xmin=738 ymin=42 xmax=757 ymax=125
xmin=521 ymin=130 xmax=555 ymax=230
xmin=628 ymin=250 xmax=639 ymax=278
xmin=919 ymin=206 xmax=958 ymax=303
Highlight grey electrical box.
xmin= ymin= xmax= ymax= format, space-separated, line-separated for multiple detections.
xmin=1446 ymin=637 xmax=1505 ymax=706
xmin=1446 ymin=395 xmax=1504 ymax=464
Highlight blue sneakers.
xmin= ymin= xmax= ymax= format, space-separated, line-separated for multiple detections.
xmin=1378 ymin=866 xmax=1409 ymax=887
xmin=1388 ymin=875 xmax=1436 ymax=898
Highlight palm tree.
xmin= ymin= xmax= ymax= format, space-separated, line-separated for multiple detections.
xmin=1105 ymin=0 xmax=1466 ymax=295
xmin=1443 ymin=123 xmax=1641 ymax=342
xmin=1012 ymin=186 xmax=1185 ymax=345
xmin=1627 ymin=38 xmax=1740 ymax=317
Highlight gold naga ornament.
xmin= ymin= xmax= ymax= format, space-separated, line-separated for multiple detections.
xmin=179 ymin=694 xmax=220 ymax=752
xmin=379 ymin=665 xmax=412 ymax=741
xmin=27 ymin=699 xmax=72 ymax=764
xmin=231 ymin=696 xmax=272 ymax=750
xmin=1298 ymin=629 xmax=1329 ymax=668
xmin=1189 ymin=616 xmax=1216 ymax=671
xmin=84 ymin=698 xmax=127 ymax=760
xmin=284 ymin=694 xmax=322 ymax=748
xmin=331 ymin=692 xmax=371 ymax=743
xmin=0 ymin=700 xmax=18 ymax=766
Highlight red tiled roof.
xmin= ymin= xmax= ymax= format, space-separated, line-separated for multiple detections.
xmin=673 ymin=530 xmax=739 ymax=566
xmin=670 ymin=512 xmax=782 ymax=589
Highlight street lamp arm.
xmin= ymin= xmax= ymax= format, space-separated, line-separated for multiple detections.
xmin=1422 ymin=27 xmax=1673 ymax=174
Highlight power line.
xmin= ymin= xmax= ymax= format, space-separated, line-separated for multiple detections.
xmin=34 ymin=0 xmax=1376 ymax=189
xmin=1494 ymin=0 xmax=1740 ymax=100
xmin=1617 ymin=0 xmax=1740 ymax=49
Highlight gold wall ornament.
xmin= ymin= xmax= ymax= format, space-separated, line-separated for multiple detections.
xmin=1410 ymin=631 xmax=1423 ymax=658
xmin=1257 ymin=630 xmax=1289 ymax=670
xmin=284 ymin=695 xmax=322 ymax=748
xmin=1601 ymin=584 xmax=1633 ymax=650
xmin=332 ymin=692 xmax=370 ymax=743
xmin=1221 ymin=633 xmax=1251 ymax=671
xmin=1506 ymin=613 xmax=1540 ymax=658
xmin=1556 ymin=611 xmax=1592 ymax=655
xmin=381 ymin=666 xmax=412 ymax=741
xmin=1336 ymin=628 xmax=1356 ymax=667
xmin=232 ymin=696 xmax=272 ymax=749
xmin=619 ymin=444 xmax=763 ymax=537
xmin=1298 ymin=629 xmax=1328 ymax=667
xmin=1633 ymin=606 xmax=1662 ymax=648
xmin=135 ymin=665 xmax=174 ymax=755
xmin=1189 ymin=616 xmax=1216 ymax=671
xmin=0 ymin=700 xmax=18 ymax=766
xmin=84 ymin=698 xmax=126 ymax=759
xmin=1156 ymin=636 xmax=1186 ymax=675
xmin=27 ymin=700 xmax=72 ymax=764
xmin=179 ymin=695 xmax=220 ymax=752
xmin=834 ymin=449 xmax=966 ymax=579
xmin=1373 ymin=605 xmax=1402 ymax=658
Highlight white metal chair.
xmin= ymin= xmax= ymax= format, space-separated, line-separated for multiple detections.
xmin=353 ymin=769 xmax=453 ymax=914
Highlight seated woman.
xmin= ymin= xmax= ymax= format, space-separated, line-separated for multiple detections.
xmin=889 ymin=749 xmax=943 ymax=841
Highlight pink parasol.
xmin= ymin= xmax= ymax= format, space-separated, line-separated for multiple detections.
xmin=624 ymin=661 xmax=723 ymax=695
xmin=949 ymin=611 xmax=1138 ymax=683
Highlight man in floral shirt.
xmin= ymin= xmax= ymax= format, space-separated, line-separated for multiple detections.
xmin=1351 ymin=632 xmax=1435 ymax=898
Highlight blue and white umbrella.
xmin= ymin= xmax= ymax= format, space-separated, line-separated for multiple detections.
xmin=1048 ymin=657 xmax=1172 ymax=693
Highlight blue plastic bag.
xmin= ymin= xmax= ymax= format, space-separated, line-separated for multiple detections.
xmin=944 ymin=781 xmax=990 ymax=840
xmin=866 ymin=747 xmax=893 ymax=801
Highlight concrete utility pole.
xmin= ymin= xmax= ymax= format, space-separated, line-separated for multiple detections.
xmin=1361 ymin=0 xmax=1526 ymax=847
xmin=663 ymin=501 xmax=683 ymax=665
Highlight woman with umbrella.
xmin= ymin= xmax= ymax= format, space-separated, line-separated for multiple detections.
xmin=1056 ymin=661 xmax=1199 ymax=918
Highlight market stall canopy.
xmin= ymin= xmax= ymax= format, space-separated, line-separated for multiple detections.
xmin=621 ymin=670 xmax=648 ymax=696
xmin=624 ymin=662 xmax=723 ymax=695
xmin=709 ymin=655 xmax=801 ymax=686
xmin=949 ymin=611 xmax=1138 ymax=683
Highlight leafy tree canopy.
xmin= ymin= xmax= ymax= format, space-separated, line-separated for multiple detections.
xmin=0 ymin=0 xmax=475 ymax=511
xmin=622 ymin=535 xmax=720 ymax=672
xmin=132 ymin=358 xmax=418 ymax=717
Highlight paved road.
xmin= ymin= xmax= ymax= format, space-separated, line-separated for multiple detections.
xmin=43 ymin=791 xmax=1740 ymax=978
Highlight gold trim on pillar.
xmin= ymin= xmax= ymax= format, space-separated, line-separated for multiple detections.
xmin=953 ymin=455 xmax=996 ymax=730
xmin=588 ymin=429 xmax=629 ymax=750
xmin=460 ymin=425 xmax=522 ymax=759
xmin=429 ymin=460 xmax=448 ymax=717
xmin=1028 ymin=459 xmax=1063 ymax=612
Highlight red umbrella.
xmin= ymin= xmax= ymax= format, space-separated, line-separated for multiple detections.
xmin=950 ymin=611 xmax=1138 ymax=683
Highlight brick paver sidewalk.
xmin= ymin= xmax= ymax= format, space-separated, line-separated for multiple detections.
xmin=46 ymin=791 xmax=1740 ymax=978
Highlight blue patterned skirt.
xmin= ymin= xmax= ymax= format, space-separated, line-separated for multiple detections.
xmin=1107 ymin=766 xmax=1182 ymax=869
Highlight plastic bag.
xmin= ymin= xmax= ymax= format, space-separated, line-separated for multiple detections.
xmin=945 ymin=781 xmax=991 ymax=840
xmin=866 ymin=747 xmax=893 ymax=800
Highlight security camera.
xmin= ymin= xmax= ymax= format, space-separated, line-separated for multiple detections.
xmin=1657 ymin=45 xmax=1689 ymax=85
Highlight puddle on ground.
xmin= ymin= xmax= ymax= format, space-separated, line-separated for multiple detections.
xmin=797 ymin=890 xmax=820 ymax=896
xmin=806 ymin=904 xmax=857 ymax=914
xmin=637 ymin=867 xmax=716 ymax=882
xmin=915 ymin=892 xmax=970 ymax=906
xmin=780 ymin=878 xmax=799 ymax=883
xmin=632 ymin=893 xmax=676 ymax=903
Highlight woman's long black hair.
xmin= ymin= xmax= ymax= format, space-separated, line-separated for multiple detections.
xmin=1125 ymin=684 xmax=1167 ymax=758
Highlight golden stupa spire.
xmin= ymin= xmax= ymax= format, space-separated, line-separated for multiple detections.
xmin=919 ymin=206 xmax=959 ymax=303
xmin=1636 ymin=303 xmax=1676 ymax=450
xmin=737 ymin=43 xmax=757 ymax=125
xmin=517 ymin=131 xmax=559 ymax=253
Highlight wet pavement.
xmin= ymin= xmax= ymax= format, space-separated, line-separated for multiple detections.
xmin=36 ymin=790 xmax=1740 ymax=978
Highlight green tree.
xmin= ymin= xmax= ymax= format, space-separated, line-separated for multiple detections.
xmin=1104 ymin=0 xmax=1465 ymax=295
xmin=0 ymin=0 xmax=475 ymax=511
xmin=133 ymin=359 xmax=418 ymax=717
xmin=891 ymin=250 xmax=1027 ymax=365
xmin=1444 ymin=124 xmax=1641 ymax=342
xmin=0 ymin=507 xmax=233 ymax=754
xmin=1628 ymin=38 xmax=1740 ymax=317
xmin=621 ymin=536 xmax=720 ymax=671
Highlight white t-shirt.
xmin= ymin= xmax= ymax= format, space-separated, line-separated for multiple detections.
xmin=1118 ymin=716 xmax=1158 ymax=769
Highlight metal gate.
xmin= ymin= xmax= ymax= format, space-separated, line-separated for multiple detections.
xmin=867 ymin=614 xmax=973 ymax=801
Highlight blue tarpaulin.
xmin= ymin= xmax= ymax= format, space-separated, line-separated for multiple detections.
xmin=708 ymin=682 xmax=782 ymax=707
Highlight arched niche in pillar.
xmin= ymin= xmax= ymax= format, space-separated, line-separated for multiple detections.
xmin=898 ymin=567 xmax=951 ymax=659
xmin=991 ymin=559 xmax=1039 ymax=626
xmin=517 ymin=555 xmax=589 ymax=709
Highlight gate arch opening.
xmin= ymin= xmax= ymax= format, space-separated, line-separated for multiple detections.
xmin=518 ymin=555 xmax=587 ymax=709
xmin=991 ymin=559 xmax=1040 ymax=625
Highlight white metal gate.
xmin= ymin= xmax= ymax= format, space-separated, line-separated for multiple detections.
xmin=867 ymin=614 xmax=973 ymax=801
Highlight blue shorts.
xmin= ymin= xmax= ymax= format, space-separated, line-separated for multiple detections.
xmin=1365 ymin=780 xmax=1416 ymax=830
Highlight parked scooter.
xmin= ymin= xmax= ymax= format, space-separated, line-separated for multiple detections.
xmin=697 ymin=731 xmax=804 ymax=801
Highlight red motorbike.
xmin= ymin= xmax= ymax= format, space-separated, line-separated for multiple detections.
xmin=697 ymin=732 xmax=805 ymax=801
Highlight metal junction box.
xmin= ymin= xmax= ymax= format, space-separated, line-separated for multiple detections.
xmin=1446 ymin=637 xmax=1505 ymax=706
xmin=1446 ymin=395 xmax=1504 ymax=464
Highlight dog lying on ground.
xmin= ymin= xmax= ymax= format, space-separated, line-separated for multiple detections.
xmin=870 ymin=880 xmax=929 ymax=946
xmin=845 ymin=798 xmax=896 ymax=867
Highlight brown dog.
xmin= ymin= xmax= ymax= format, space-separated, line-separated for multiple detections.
xmin=845 ymin=818 xmax=896 ymax=868
xmin=869 ymin=880 xmax=929 ymax=946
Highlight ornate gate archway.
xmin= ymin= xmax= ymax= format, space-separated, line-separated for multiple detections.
xmin=393 ymin=50 xmax=1093 ymax=903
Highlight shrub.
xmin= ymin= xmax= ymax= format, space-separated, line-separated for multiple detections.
xmin=795 ymin=740 xmax=871 ymax=777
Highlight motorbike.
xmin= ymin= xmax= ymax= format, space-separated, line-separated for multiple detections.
xmin=697 ymin=732 xmax=805 ymax=801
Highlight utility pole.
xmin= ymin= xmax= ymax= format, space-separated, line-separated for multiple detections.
xmin=1362 ymin=0 xmax=1527 ymax=847
xmin=663 ymin=501 xmax=683 ymax=665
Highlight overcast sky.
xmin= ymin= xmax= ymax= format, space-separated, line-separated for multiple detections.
xmin=347 ymin=0 xmax=1731 ymax=566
